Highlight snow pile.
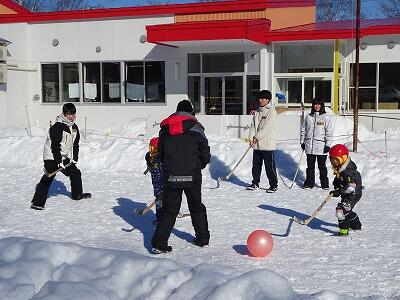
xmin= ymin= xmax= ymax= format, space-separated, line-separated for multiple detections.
xmin=0 ymin=237 xmax=388 ymax=300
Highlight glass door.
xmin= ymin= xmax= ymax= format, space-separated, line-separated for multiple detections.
xmin=205 ymin=77 xmax=222 ymax=115
xmin=204 ymin=76 xmax=243 ymax=115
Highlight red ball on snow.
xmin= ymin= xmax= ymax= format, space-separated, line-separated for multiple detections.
xmin=247 ymin=230 xmax=274 ymax=258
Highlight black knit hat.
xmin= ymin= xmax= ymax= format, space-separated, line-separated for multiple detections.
xmin=176 ymin=100 xmax=194 ymax=115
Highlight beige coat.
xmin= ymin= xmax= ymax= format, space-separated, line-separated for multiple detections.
xmin=248 ymin=105 xmax=277 ymax=151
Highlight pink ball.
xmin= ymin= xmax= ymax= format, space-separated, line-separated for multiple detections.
xmin=247 ymin=230 xmax=274 ymax=258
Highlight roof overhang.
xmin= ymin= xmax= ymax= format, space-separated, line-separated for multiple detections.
xmin=146 ymin=19 xmax=270 ymax=47
xmin=0 ymin=0 xmax=269 ymax=24
xmin=266 ymin=19 xmax=400 ymax=42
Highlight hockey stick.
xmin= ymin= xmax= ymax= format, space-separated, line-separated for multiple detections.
xmin=219 ymin=145 xmax=252 ymax=181
xmin=289 ymin=150 xmax=304 ymax=189
xmin=134 ymin=196 xmax=162 ymax=216
xmin=45 ymin=162 xmax=73 ymax=178
xmin=292 ymin=194 xmax=333 ymax=225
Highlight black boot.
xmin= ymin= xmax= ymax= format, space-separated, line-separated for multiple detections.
xmin=152 ymin=244 xmax=172 ymax=254
xmin=72 ymin=193 xmax=91 ymax=200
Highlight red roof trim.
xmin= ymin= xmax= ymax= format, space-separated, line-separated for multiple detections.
xmin=0 ymin=0 xmax=269 ymax=24
xmin=147 ymin=17 xmax=400 ymax=44
xmin=146 ymin=19 xmax=271 ymax=45
xmin=0 ymin=0 xmax=31 ymax=14
xmin=0 ymin=0 xmax=318 ymax=24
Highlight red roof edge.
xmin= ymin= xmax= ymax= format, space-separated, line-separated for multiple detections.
xmin=0 ymin=0 xmax=269 ymax=24
xmin=146 ymin=19 xmax=271 ymax=45
xmin=0 ymin=0 xmax=31 ymax=14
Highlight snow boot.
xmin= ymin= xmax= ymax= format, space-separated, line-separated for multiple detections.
xmin=266 ymin=186 xmax=278 ymax=193
xmin=72 ymin=193 xmax=92 ymax=200
xmin=192 ymin=237 xmax=209 ymax=248
xmin=336 ymin=228 xmax=349 ymax=236
xmin=246 ymin=183 xmax=259 ymax=191
xmin=30 ymin=204 xmax=44 ymax=210
xmin=152 ymin=245 xmax=172 ymax=254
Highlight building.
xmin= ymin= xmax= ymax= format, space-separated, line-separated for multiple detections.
xmin=1 ymin=0 xmax=400 ymax=136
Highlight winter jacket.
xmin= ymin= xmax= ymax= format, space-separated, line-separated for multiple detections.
xmin=43 ymin=114 xmax=80 ymax=164
xmin=333 ymin=159 xmax=362 ymax=208
xmin=248 ymin=105 xmax=277 ymax=151
xmin=145 ymin=152 xmax=163 ymax=198
xmin=159 ymin=112 xmax=210 ymax=188
xmin=300 ymin=112 xmax=333 ymax=155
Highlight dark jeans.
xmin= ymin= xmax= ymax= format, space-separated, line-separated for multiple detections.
xmin=304 ymin=154 xmax=329 ymax=188
xmin=31 ymin=160 xmax=83 ymax=207
xmin=251 ymin=150 xmax=278 ymax=188
xmin=152 ymin=184 xmax=209 ymax=247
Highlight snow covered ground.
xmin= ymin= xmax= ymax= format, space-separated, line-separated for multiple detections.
xmin=0 ymin=115 xmax=399 ymax=300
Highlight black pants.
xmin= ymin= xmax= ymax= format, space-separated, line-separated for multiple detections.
xmin=304 ymin=154 xmax=329 ymax=188
xmin=152 ymin=184 xmax=209 ymax=247
xmin=31 ymin=160 xmax=82 ymax=207
xmin=251 ymin=150 xmax=278 ymax=188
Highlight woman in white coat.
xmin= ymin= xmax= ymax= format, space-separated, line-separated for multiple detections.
xmin=300 ymin=98 xmax=333 ymax=189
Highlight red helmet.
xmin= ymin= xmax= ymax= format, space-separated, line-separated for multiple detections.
xmin=329 ymin=144 xmax=349 ymax=166
xmin=329 ymin=144 xmax=349 ymax=158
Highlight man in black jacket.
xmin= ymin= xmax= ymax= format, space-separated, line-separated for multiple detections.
xmin=31 ymin=103 xmax=91 ymax=210
xmin=151 ymin=100 xmax=211 ymax=254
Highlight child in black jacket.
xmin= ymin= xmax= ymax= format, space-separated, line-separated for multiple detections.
xmin=329 ymin=144 xmax=362 ymax=236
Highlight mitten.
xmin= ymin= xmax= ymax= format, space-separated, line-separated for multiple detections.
xmin=330 ymin=189 xmax=341 ymax=197
xmin=301 ymin=143 xmax=305 ymax=150
xmin=323 ymin=146 xmax=330 ymax=153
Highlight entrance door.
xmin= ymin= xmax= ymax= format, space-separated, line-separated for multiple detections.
xmin=204 ymin=76 xmax=243 ymax=115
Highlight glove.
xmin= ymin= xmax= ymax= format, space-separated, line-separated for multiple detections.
xmin=330 ymin=189 xmax=341 ymax=197
xmin=323 ymin=146 xmax=330 ymax=153
xmin=341 ymin=201 xmax=352 ymax=212
xmin=301 ymin=143 xmax=305 ymax=151
xmin=62 ymin=158 xmax=71 ymax=166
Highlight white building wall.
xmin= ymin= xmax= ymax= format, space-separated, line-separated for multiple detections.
xmin=0 ymin=23 xmax=32 ymax=127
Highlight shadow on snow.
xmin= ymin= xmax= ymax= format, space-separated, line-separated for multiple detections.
xmin=258 ymin=204 xmax=337 ymax=235
xmin=113 ymin=198 xmax=194 ymax=253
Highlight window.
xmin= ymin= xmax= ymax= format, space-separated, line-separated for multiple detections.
xmin=103 ymin=62 xmax=121 ymax=103
xmin=82 ymin=63 xmax=100 ymax=102
xmin=378 ymin=63 xmax=400 ymax=109
xmin=349 ymin=63 xmax=377 ymax=109
xmin=203 ymin=53 xmax=244 ymax=73
xmin=42 ymin=64 xmax=59 ymax=103
xmin=126 ymin=62 xmax=144 ymax=102
xmin=188 ymin=54 xmax=200 ymax=73
xmin=61 ymin=63 xmax=79 ymax=103
xmin=145 ymin=61 xmax=165 ymax=103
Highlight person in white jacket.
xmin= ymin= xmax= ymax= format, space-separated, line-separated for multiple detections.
xmin=247 ymin=90 xmax=278 ymax=193
xmin=300 ymin=98 xmax=333 ymax=189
